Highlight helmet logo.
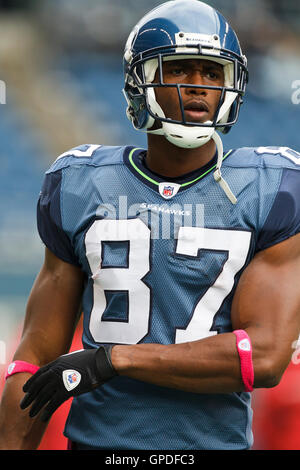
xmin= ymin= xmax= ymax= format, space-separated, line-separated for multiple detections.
xmin=175 ymin=32 xmax=221 ymax=51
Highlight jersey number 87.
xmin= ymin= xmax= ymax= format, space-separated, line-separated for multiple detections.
xmin=85 ymin=219 xmax=252 ymax=345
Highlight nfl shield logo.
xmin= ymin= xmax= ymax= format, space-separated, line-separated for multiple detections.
xmin=68 ymin=372 xmax=78 ymax=385
xmin=159 ymin=182 xmax=180 ymax=200
xmin=163 ymin=186 xmax=174 ymax=197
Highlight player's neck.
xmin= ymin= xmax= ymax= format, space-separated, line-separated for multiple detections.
xmin=146 ymin=134 xmax=217 ymax=178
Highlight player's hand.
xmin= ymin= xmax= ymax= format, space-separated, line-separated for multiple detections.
xmin=20 ymin=346 xmax=117 ymax=422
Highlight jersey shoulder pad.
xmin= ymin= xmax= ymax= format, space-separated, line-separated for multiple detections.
xmin=46 ymin=144 xmax=126 ymax=174
xmin=225 ymin=146 xmax=300 ymax=170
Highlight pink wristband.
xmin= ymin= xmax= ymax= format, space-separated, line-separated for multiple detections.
xmin=233 ymin=330 xmax=254 ymax=392
xmin=5 ymin=360 xmax=39 ymax=380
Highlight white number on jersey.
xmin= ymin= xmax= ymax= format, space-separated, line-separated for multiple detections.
xmin=256 ymin=147 xmax=300 ymax=165
xmin=85 ymin=219 xmax=151 ymax=344
xmin=55 ymin=144 xmax=101 ymax=162
xmin=175 ymin=227 xmax=252 ymax=343
xmin=85 ymin=219 xmax=252 ymax=344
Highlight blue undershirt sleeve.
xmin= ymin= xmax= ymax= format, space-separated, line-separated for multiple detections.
xmin=37 ymin=171 xmax=80 ymax=266
xmin=257 ymin=168 xmax=300 ymax=251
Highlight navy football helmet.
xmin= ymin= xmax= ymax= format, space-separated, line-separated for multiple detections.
xmin=123 ymin=0 xmax=248 ymax=151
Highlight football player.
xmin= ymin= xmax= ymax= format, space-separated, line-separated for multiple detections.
xmin=1 ymin=0 xmax=300 ymax=450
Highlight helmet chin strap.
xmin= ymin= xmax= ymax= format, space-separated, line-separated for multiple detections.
xmin=212 ymin=131 xmax=237 ymax=205
xmin=149 ymin=124 xmax=237 ymax=204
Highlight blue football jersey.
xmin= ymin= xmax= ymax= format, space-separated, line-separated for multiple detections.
xmin=37 ymin=143 xmax=300 ymax=450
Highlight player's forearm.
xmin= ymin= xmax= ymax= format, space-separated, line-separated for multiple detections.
xmin=112 ymin=333 xmax=245 ymax=393
xmin=0 ymin=374 xmax=47 ymax=450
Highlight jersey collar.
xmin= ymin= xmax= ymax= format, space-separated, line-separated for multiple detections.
xmin=123 ymin=146 xmax=233 ymax=197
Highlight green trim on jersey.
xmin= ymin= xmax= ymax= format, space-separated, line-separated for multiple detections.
xmin=128 ymin=148 xmax=233 ymax=187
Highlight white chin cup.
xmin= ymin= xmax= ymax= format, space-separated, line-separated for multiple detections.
xmin=150 ymin=121 xmax=215 ymax=148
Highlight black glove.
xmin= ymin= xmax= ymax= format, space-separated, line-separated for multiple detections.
xmin=20 ymin=345 xmax=117 ymax=422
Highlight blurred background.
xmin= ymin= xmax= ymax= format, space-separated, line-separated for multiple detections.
xmin=0 ymin=0 xmax=299 ymax=450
